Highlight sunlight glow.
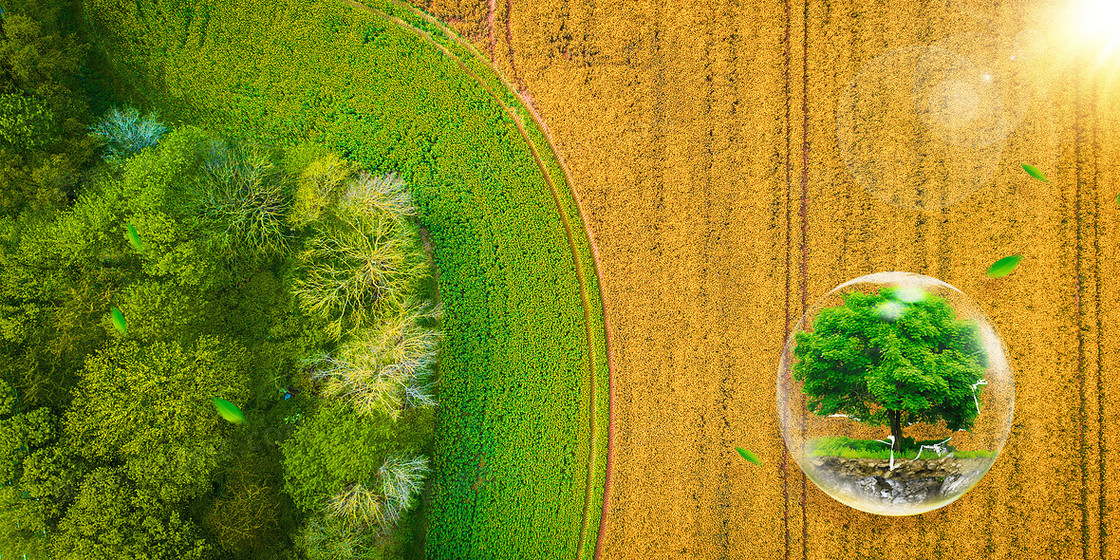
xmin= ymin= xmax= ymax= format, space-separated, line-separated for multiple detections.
xmin=1074 ymin=0 xmax=1120 ymax=63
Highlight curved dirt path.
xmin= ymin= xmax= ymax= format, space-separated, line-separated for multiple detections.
xmin=341 ymin=1 xmax=616 ymax=557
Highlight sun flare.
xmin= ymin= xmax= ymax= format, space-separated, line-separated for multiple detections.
xmin=1073 ymin=0 xmax=1120 ymax=64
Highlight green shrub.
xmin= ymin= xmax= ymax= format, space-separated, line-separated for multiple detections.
xmin=50 ymin=467 xmax=214 ymax=560
xmin=323 ymin=453 xmax=430 ymax=536
xmin=63 ymin=336 xmax=250 ymax=504
xmin=953 ymin=449 xmax=996 ymax=459
xmin=294 ymin=513 xmax=380 ymax=560
xmin=279 ymin=398 xmax=432 ymax=516
xmin=0 ymin=378 xmax=14 ymax=415
xmin=0 ymin=1 xmax=96 ymax=215
xmin=199 ymin=454 xmax=283 ymax=555
xmin=290 ymin=153 xmax=354 ymax=228
xmin=807 ymin=436 xmax=989 ymax=460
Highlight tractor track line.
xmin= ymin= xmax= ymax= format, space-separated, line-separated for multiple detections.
xmin=1074 ymin=63 xmax=1090 ymax=560
xmin=798 ymin=0 xmax=809 ymax=556
xmin=780 ymin=0 xmax=793 ymax=558
xmin=504 ymin=0 xmax=527 ymax=93
xmin=1091 ymin=73 xmax=1105 ymax=560
xmin=487 ymin=0 xmax=497 ymax=59
xmin=343 ymin=1 xmax=614 ymax=558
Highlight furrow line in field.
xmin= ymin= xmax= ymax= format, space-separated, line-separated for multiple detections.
xmin=1075 ymin=64 xmax=1090 ymax=560
xmin=798 ymin=0 xmax=809 ymax=556
xmin=1093 ymin=74 xmax=1106 ymax=560
xmin=504 ymin=0 xmax=527 ymax=93
xmin=348 ymin=2 xmax=613 ymax=557
xmin=780 ymin=0 xmax=793 ymax=557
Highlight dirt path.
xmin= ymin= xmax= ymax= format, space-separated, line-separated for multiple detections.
xmin=423 ymin=0 xmax=1120 ymax=558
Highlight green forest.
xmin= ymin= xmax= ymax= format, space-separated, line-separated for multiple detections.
xmin=1 ymin=0 xmax=610 ymax=557
xmin=0 ymin=1 xmax=443 ymax=557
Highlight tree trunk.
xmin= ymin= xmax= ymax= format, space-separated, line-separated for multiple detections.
xmin=888 ymin=409 xmax=903 ymax=454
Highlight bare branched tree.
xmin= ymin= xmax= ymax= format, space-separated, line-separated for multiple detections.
xmin=89 ymin=106 xmax=168 ymax=160
xmin=378 ymin=453 xmax=429 ymax=528
xmin=323 ymin=453 xmax=429 ymax=536
xmin=198 ymin=139 xmax=289 ymax=256
xmin=309 ymin=300 xmax=441 ymax=418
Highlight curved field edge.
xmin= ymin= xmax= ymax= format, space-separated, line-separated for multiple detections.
xmin=344 ymin=2 xmax=611 ymax=557
xmin=76 ymin=0 xmax=609 ymax=557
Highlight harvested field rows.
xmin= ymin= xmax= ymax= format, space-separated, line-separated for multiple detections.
xmin=422 ymin=0 xmax=1120 ymax=558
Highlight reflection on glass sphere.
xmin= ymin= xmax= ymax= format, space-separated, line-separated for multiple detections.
xmin=776 ymin=272 xmax=1014 ymax=516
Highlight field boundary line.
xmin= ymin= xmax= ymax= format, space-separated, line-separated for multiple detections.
xmin=341 ymin=1 xmax=615 ymax=558
xmin=780 ymin=0 xmax=793 ymax=558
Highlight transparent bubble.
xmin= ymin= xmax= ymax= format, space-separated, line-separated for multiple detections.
xmin=777 ymin=272 xmax=1014 ymax=515
xmin=837 ymin=30 xmax=1045 ymax=210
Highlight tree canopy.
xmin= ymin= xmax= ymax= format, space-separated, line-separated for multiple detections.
xmin=792 ymin=285 xmax=989 ymax=452
xmin=0 ymin=0 xmax=96 ymax=215
xmin=63 ymin=336 xmax=250 ymax=503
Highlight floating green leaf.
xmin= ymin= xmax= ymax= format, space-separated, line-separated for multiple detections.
xmin=109 ymin=306 xmax=127 ymax=333
xmin=125 ymin=223 xmax=144 ymax=253
xmin=212 ymin=398 xmax=246 ymax=424
xmin=1022 ymin=163 xmax=1049 ymax=183
xmin=986 ymin=255 xmax=1023 ymax=278
xmin=736 ymin=447 xmax=761 ymax=466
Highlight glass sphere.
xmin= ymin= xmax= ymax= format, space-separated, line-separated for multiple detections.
xmin=776 ymin=272 xmax=1014 ymax=515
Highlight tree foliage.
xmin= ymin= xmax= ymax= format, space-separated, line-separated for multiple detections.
xmin=793 ymin=286 xmax=988 ymax=452
xmin=50 ymin=467 xmax=214 ymax=560
xmin=279 ymin=398 xmax=433 ymax=515
xmin=0 ymin=383 xmax=72 ymax=559
xmin=0 ymin=0 xmax=95 ymax=215
xmin=294 ymin=512 xmax=381 ymax=560
xmin=89 ymin=106 xmax=168 ymax=160
xmin=199 ymin=452 xmax=283 ymax=556
xmin=197 ymin=137 xmax=290 ymax=257
xmin=63 ymin=336 xmax=250 ymax=503
xmin=311 ymin=300 xmax=440 ymax=419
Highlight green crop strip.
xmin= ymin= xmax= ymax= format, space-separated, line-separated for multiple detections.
xmin=79 ymin=0 xmax=610 ymax=558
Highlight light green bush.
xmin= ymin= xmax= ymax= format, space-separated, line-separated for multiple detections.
xmin=290 ymin=153 xmax=354 ymax=228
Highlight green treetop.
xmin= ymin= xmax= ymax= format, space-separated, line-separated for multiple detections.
xmin=792 ymin=285 xmax=988 ymax=453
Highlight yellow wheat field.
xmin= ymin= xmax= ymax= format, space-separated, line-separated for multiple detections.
xmin=414 ymin=0 xmax=1120 ymax=557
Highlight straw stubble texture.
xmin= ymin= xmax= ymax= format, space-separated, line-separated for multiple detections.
xmin=418 ymin=0 xmax=1118 ymax=557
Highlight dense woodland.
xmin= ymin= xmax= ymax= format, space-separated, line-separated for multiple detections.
xmin=0 ymin=2 xmax=440 ymax=558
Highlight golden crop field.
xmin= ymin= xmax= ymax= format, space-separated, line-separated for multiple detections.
xmin=413 ymin=0 xmax=1120 ymax=557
